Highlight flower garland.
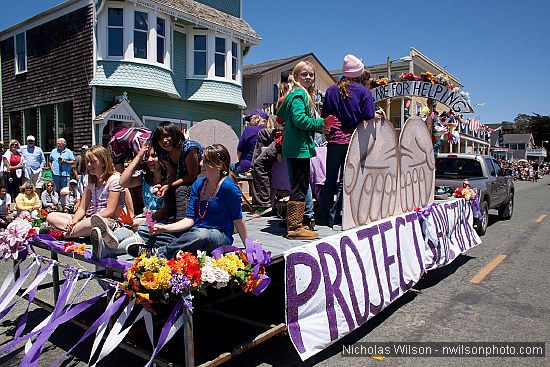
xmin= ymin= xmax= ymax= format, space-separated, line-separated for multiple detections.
xmin=120 ymin=242 xmax=272 ymax=314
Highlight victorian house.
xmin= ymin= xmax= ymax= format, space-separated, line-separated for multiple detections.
xmin=0 ymin=0 xmax=260 ymax=150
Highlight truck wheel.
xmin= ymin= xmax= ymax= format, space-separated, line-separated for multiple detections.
xmin=498 ymin=192 xmax=514 ymax=220
xmin=475 ymin=201 xmax=489 ymax=236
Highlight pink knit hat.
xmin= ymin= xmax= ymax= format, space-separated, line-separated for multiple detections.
xmin=342 ymin=54 xmax=364 ymax=78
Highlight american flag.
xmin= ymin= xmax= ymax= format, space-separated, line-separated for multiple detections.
xmin=468 ymin=116 xmax=481 ymax=131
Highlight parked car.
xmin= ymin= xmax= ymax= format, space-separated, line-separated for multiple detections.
xmin=435 ymin=154 xmax=514 ymax=235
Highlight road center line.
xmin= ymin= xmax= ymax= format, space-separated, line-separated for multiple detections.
xmin=535 ymin=215 xmax=547 ymax=223
xmin=470 ymin=255 xmax=507 ymax=284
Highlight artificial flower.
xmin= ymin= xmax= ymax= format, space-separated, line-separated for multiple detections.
xmin=214 ymin=253 xmax=245 ymax=276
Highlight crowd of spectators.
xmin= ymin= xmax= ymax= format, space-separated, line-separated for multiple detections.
xmin=499 ymin=159 xmax=548 ymax=182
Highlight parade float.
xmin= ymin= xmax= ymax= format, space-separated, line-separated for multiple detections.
xmin=0 ymin=72 xmax=485 ymax=366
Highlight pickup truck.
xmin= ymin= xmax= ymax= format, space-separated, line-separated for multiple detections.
xmin=434 ymin=153 xmax=514 ymax=235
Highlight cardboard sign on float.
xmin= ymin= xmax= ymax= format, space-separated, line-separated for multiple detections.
xmin=342 ymin=116 xmax=435 ymax=230
xmin=188 ymin=119 xmax=240 ymax=162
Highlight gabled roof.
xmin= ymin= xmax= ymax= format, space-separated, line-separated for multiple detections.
xmin=503 ymin=134 xmax=533 ymax=144
xmin=243 ymin=52 xmax=334 ymax=81
xmin=93 ymin=96 xmax=143 ymax=126
xmin=243 ymin=54 xmax=311 ymax=76
xmin=147 ymin=0 xmax=260 ymax=44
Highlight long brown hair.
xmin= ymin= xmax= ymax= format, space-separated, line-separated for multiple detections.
xmin=337 ymin=75 xmax=363 ymax=99
xmin=202 ymin=144 xmax=236 ymax=183
xmin=85 ymin=145 xmax=116 ymax=185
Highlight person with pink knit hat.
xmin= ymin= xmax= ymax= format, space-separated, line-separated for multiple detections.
xmin=317 ymin=54 xmax=375 ymax=227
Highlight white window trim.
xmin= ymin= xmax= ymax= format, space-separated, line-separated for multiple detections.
xmin=98 ymin=2 xmax=172 ymax=70
xmin=14 ymin=31 xmax=27 ymax=74
xmin=190 ymin=30 xmax=208 ymax=77
xmin=107 ymin=7 xmax=124 ymax=58
xmin=186 ymin=28 xmax=241 ymax=86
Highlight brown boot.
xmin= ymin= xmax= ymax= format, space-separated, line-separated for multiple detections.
xmin=287 ymin=201 xmax=319 ymax=240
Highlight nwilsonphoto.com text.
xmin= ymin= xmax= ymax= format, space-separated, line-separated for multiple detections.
xmin=341 ymin=342 xmax=546 ymax=357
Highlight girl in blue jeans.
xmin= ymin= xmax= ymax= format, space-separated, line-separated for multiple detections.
xmin=148 ymin=144 xmax=249 ymax=259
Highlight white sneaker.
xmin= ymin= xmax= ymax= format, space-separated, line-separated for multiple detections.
xmin=91 ymin=214 xmax=119 ymax=249
xmin=90 ymin=227 xmax=103 ymax=259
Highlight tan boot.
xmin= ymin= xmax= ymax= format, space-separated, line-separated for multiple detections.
xmin=287 ymin=201 xmax=319 ymax=240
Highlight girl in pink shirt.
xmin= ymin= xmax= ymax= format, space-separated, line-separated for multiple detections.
xmin=47 ymin=145 xmax=128 ymax=238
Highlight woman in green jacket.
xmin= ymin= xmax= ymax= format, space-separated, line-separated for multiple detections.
xmin=276 ymin=61 xmax=337 ymax=239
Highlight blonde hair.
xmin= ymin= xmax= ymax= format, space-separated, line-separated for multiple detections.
xmin=292 ymin=61 xmax=317 ymax=115
xmin=9 ymin=139 xmax=20 ymax=148
xmin=20 ymin=181 xmax=34 ymax=193
xmin=85 ymin=145 xmax=116 ymax=185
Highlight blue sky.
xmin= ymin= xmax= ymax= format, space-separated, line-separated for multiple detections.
xmin=2 ymin=0 xmax=549 ymax=123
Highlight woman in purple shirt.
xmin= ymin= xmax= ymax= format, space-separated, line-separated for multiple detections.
xmin=317 ymin=54 xmax=375 ymax=227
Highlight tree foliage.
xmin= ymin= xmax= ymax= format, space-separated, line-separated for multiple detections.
xmin=512 ymin=113 xmax=550 ymax=146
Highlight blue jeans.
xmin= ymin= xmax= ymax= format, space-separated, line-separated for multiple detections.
xmin=137 ymin=222 xmax=181 ymax=248
xmin=156 ymin=227 xmax=228 ymax=259
xmin=53 ymin=175 xmax=69 ymax=196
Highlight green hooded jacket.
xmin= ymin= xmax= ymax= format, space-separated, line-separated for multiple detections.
xmin=276 ymin=88 xmax=324 ymax=159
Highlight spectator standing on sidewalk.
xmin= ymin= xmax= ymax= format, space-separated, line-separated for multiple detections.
xmin=49 ymin=138 xmax=75 ymax=196
xmin=20 ymin=135 xmax=46 ymax=193
xmin=2 ymin=140 xmax=25 ymax=199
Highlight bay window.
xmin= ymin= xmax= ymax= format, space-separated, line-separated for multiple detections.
xmin=231 ymin=41 xmax=238 ymax=80
xmin=194 ymin=35 xmax=207 ymax=76
xmin=156 ymin=17 xmax=166 ymax=63
xmin=134 ymin=11 xmax=148 ymax=59
xmin=107 ymin=8 xmax=123 ymax=57
xmin=188 ymin=30 xmax=241 ymax=83
xmin=214 ymin=37 xmax=226 ymax=77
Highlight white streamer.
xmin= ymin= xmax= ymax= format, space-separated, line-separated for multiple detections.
xmin=90 ymin=300 xmax=147 ymax=366
xmin=0 ymin=261 xmax=37 ymax=313
xmin=25 ymin=269 xmax=80 ymax=353
xmin=0 ymin=260 xmax=20 ymax=298
xmin=88 ymin=290 xmax=118 ymax=365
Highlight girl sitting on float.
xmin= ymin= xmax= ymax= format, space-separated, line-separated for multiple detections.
xmin=46 ymin=145 xmax=129 ymax=239
xmin=133 ymin=144 xmax=248 ymax=259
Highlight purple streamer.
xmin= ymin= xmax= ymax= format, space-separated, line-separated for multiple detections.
xmin=13 ymin=260 xmax=52 ymax=341
xmin=211 ymin=239 xmax=272 ymax=295
xmin=144 ymin=298 xmax=185 ymax=367
xmin=19 ymin=267 xmax=81 ymax=367
xmin=49 ymin=294 xmax=128 ymax=367
xmin=471 ymin=189 xmax=482 ymax=219
xmin=31 ymin=234 xmax=131 ymax=271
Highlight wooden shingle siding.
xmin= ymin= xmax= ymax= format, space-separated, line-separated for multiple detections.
xmin=0 ymin=5 xmax=93 ymax=149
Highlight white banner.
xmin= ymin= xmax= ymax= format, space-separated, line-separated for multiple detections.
xmin=371 ymin=81 xmax=473 ymax=113
xmin=285 ymin=198 xmax=481 ymax=360
xmin=423 ymin=198 xmax=481 ymax=270
xmin=284 ymin=212 xmax=425 ymax=360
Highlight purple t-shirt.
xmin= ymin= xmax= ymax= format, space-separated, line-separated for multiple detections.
xmin=321 ymin=82 xmax=375 ymax=145
xmin=86 ymin=174 xmax=126 ymax=217
xmin=236 ymin=125 xmax=264 ymax=174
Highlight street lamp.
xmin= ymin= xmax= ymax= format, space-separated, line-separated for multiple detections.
xmin=386 ymin=55 xmax=412 ymax=127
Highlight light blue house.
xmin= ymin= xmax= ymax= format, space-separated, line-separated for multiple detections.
xmin=91 ymin=0 xmax=260 ymax=144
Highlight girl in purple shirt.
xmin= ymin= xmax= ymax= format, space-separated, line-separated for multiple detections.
xmin=317 ymin=54 xmax=375 ymax=227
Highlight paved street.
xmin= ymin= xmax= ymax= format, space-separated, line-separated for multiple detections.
xmin=0 ymin=176 xmax=548 ymax=367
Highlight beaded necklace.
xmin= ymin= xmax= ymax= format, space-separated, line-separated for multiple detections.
xmin=197 ymin=177 xmax=224 ymax=219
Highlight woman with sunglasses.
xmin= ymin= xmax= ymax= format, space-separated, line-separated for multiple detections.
xmin=15 ymin=182 xmax=41 ymax=213
xmin=144 ymin=144 xmax=248 ymax=259
xmin=2 ymin=140 xmax=25 ymax=199
xmin=41 ymin=181 xmax=61 ymax=213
